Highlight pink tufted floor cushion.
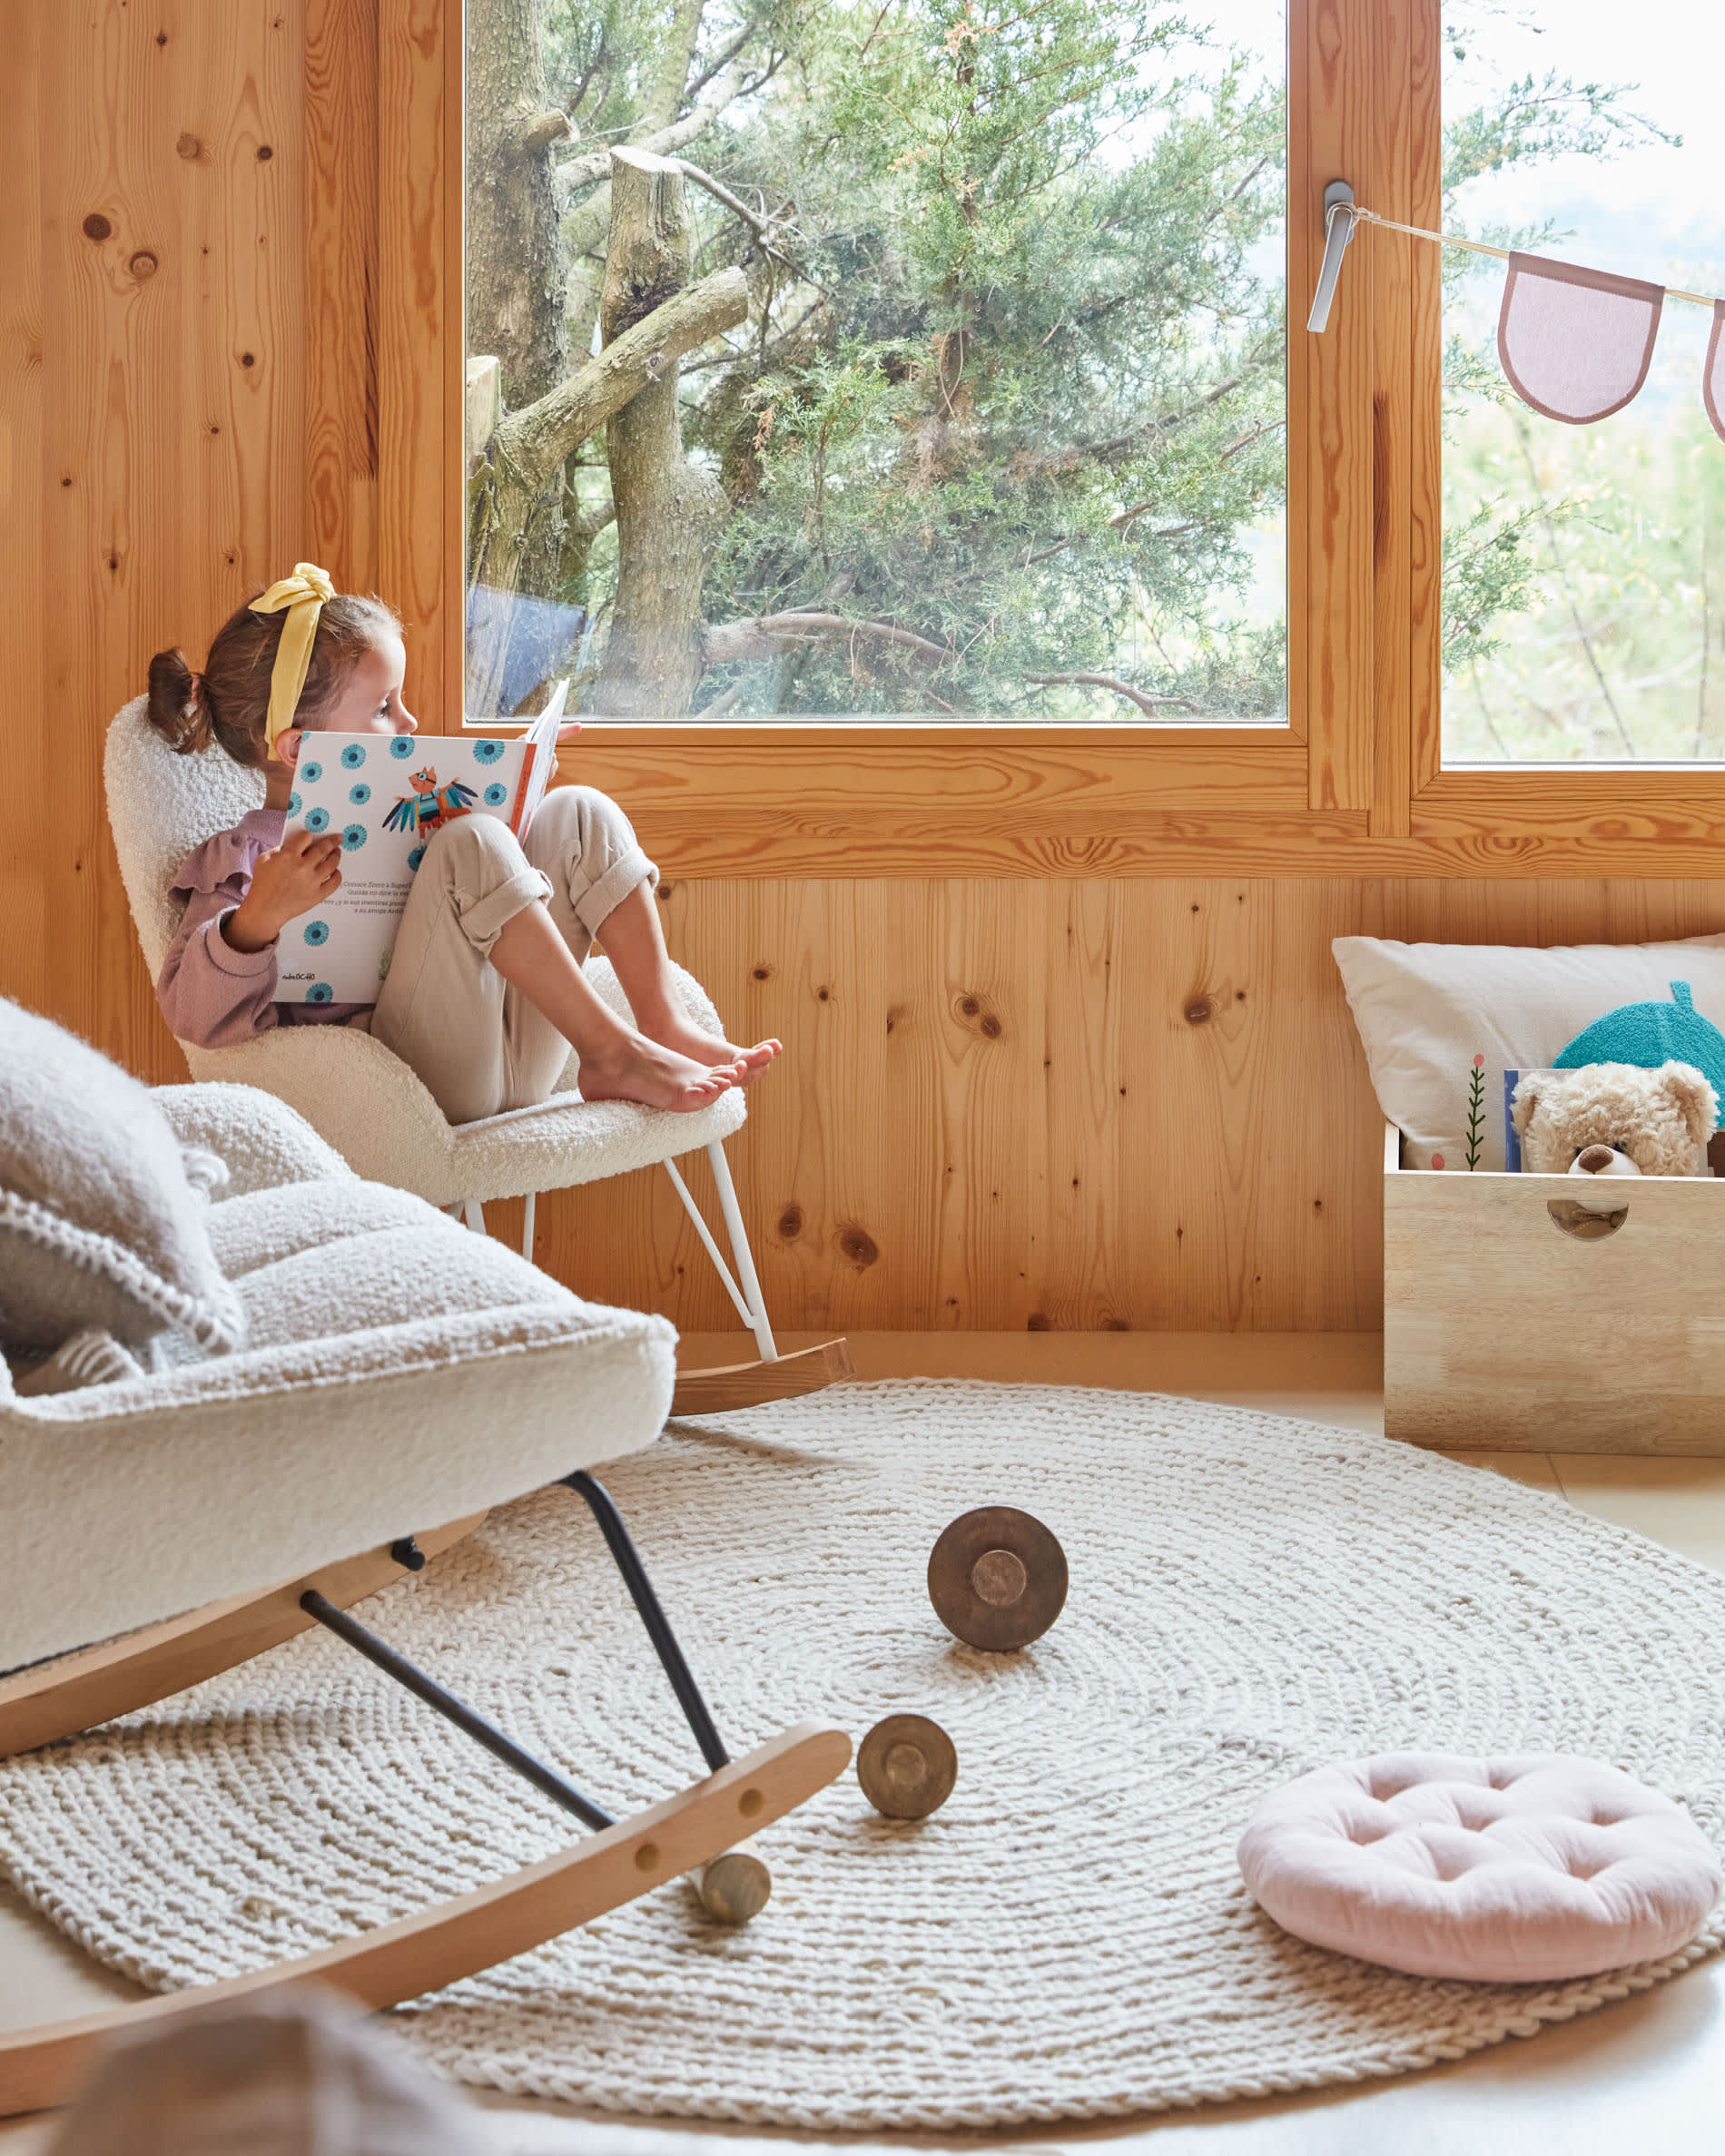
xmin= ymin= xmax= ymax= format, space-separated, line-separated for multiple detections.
xmin=1237 ymin=1753 xmax=1721 ymax=1983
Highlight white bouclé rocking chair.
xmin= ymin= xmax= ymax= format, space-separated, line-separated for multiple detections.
xmin=0 ymin=1079 xmax=849 ymax=2115
xmin=104 ymin=701 xmax=849 ymax=1413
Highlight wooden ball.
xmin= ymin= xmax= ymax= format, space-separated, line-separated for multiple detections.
xmin=857 ymin=1713 xmax=959 ymax=1818
xmin=695 ymin=1838 xmax=772 ymax=1923
xmin=927 ymin=1505 xmax=1068 ymax=1650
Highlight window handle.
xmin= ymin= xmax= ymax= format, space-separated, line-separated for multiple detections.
xmin=1306 ymin=179 xmax=1357 ymax=334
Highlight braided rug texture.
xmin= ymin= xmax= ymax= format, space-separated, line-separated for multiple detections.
xmin=5 ymin=1381 xmax=1725 ymax=2128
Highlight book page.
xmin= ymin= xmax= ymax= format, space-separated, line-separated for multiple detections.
xmin=519 ymin=677 xmax=571 ymax=830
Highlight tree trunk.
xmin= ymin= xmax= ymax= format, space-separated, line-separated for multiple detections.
xmin=465 ymin=261 xmax=748 ymax=714
xmin=591 ymin=149 xmax=734 ymax=718
xmin=468 ymin=0 xmax=569 ymax=410
xmin=560 ymin=0 xmax=724 ymax=384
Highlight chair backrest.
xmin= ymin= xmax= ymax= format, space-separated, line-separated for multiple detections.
xmin=104 ymin=698 xmax=267 ymax=978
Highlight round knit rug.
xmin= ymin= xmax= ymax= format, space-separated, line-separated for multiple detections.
xmin=5 ymin=1381 xmax=1725 ymax=2129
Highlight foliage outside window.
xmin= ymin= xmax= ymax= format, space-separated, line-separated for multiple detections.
xmin=463 ymin=0 xmax=1288 ymax=724
xmin=1440 ymin=1 xmax=1725 ymax=763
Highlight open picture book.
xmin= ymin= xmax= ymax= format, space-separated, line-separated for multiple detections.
xmin=273 ymin=684 xmax=569 ymax=1006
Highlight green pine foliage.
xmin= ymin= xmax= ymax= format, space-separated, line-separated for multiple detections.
xmin=523 ymin=0 xmax=1678 ymax=721
xmin=550 ymin=0 xmax=1288 ymax=718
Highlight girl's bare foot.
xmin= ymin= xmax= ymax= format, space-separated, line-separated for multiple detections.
xmin=645 ymin=1019 xmax=782 ymax=1087
xmin=577 ymin=1036 xmax=744 ymax=1112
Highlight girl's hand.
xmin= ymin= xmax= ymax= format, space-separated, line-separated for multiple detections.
xmin=224 ymin=830 xmax=344 ymax=953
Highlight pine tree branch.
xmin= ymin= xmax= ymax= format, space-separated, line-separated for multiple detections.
xmin=675 ymin=161 xmax=799 ymax=267
xmin=701 ymin=611 xmax=953 ymax=665
xmin=1026 ymin=672 xmax=1194 ymax=715
xmin=490 ymin=266 xmax=750 ymax=499
xmin=557 ymin=62 xmax=752 ymax=193
xmin=517 ymin=109 xmax=572 ymax=155
xmin=685 ymin=20 xmax=756 ymax=103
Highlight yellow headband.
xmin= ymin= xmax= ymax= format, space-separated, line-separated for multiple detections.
xmin=249 ymin=562 xmax=337 ymax=752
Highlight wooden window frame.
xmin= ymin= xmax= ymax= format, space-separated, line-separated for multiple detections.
xmin=366 ymin=0 xmax=1725 ymax=878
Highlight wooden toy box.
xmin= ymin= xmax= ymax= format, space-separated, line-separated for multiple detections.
xmin=1384 ymin=1123 xmax=1725 ymax=1454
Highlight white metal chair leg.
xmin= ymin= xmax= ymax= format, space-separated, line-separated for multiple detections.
xmin=455 ymin=1197 xmax=532 ymax=1255
xmin=707 ymin=1141 xmax=777 ymax=1363
xmin=662 ymin=1147 xmax=778 ymax=1363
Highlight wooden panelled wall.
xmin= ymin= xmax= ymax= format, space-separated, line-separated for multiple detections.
xmin=5 ymin=6 xmax=1724 ymax=1336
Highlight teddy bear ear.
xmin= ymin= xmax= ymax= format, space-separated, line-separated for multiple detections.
xmin=1509 ymin=1070 xmax=1547 ymax=1138
xmin=1659 ymin=1059 xmax=1720 ymax=1145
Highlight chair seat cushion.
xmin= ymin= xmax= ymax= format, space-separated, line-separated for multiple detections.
xmin=212 ymin=1182 xmax=576 ymax=1350
xmin=1237 ymin=1752 xmax=1721 ymax=1982
xmin=2 ymin=1161 xmax=674 ymax=1668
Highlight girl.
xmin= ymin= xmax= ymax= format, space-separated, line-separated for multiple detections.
xmin=149 ymin=566 xmax=778 ymax=1121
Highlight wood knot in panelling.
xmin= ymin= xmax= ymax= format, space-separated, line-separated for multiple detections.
xmin=176 ymin=134 xmax=202 ymax=161
xmin=1183 ymin=996 xmax=1213 ymax=1027
xmin=751 ymin=963 xmax=772 ymax=980
xmin=1026 ymin=1313 xmax=1050 ymax=1332
xmin=953 ymin=990 xmax=1004 ymax=1039
xmin=128 ymin=251 xmax=158 ymax=281
xmin=836 ymin=1223 xmax=878 ymax=1271
xmin=777 ymin=1206 xmax=803 ymax=1241
xmin=81 ymin=214 xmax=112 ymax=241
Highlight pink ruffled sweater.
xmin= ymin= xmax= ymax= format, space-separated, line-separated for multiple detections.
xmin=157 ymin=810 xmax=366 ymax=1047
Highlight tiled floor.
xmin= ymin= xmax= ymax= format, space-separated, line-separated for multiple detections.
xmin=5 ymin=1333 xmax=1725 ymax=2152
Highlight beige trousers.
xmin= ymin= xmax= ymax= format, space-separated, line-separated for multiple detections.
xmin=368 ymin=785 xmax=657 ymax=1125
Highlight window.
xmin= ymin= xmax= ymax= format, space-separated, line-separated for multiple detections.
xmin=1441 ymin=2 xmax=1725 ymax=763
xmin=462 ymin=0 xmax=1289 ymax=725
xmin=377 ymin=0 xmax=1725 ymax=868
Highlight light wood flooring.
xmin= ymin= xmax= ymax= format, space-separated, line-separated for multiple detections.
xmin=5 ymin=1333 xmax=1725 ymax=2152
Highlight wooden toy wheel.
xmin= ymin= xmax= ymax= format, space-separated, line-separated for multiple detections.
xmin=857 ymin=1714 xmax=959 ymax=1819
xmin=927 ymin=1505 xmax=1068 ymax=1650
xmin=695 ymin=1838 xmax=772 ymax=1922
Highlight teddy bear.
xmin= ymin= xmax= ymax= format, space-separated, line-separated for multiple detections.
xmin=1512 ymin=1060 xmax=1719 ymax=1199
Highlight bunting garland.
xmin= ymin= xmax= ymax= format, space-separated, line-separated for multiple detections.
xmin=1705 ymin=300 xmax=1725 ymax=444
xmin=1317 ymin=201 xmax=1725 ymax=441
xmin=1496 ymin=255 xmax=1664 ymax=427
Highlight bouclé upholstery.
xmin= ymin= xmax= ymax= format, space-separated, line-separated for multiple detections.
xmin=1 ymin=1084 xmax=675 ymax=1673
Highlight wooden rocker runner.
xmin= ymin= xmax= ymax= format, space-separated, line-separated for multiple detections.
xmin=0 ymin=1472 xmax=850 ymax=2119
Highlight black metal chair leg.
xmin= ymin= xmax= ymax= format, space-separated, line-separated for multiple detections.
xmin=563 ymin=1472 xmax=730 ymax=1773
xmin=301 ymin=1590 xmax=615 ymax=1830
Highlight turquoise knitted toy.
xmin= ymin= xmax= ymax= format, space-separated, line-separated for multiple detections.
xmin=1554 ymin=980 xmax=1725 ymax=1104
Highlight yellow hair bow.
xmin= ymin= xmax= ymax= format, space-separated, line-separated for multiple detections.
xmin=250 ymin=562 xmax=337 ymax=752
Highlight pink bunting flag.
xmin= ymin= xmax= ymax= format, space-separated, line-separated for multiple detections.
xmin=1497 ymin=252 xmax=1665 ymax=426
xmin=1706 ymin=300 xmax=1725 ymax=444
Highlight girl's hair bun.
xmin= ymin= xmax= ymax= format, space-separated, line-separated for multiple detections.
xmin=146 ymin=645 xmax=212 ymax=753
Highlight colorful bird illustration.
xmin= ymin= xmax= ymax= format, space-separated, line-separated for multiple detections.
xmin=383 ymin=766 xmax=478 ymax=838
